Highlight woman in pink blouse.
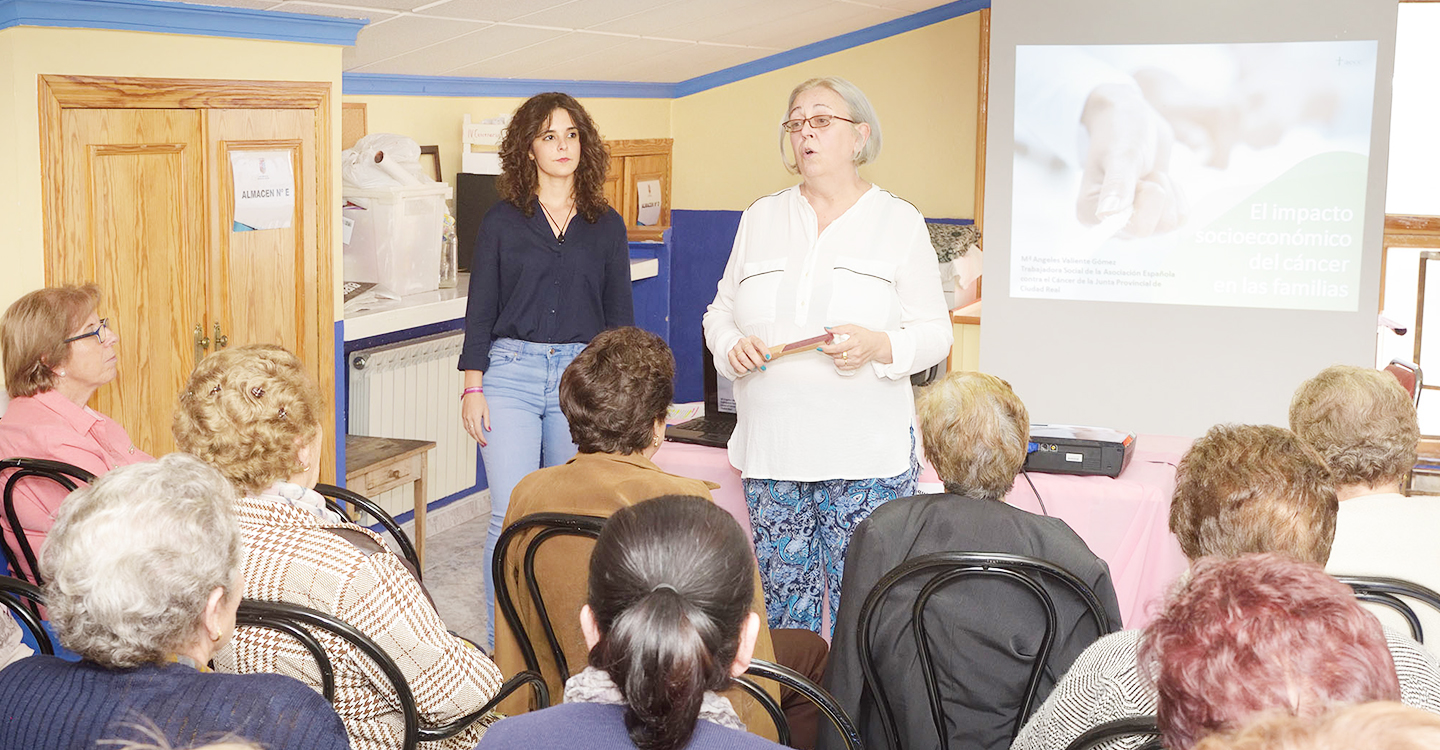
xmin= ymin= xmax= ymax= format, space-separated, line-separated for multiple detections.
xmin=0 ymin=284 xmax=152 ymax=580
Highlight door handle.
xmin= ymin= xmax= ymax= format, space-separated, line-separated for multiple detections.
xmin=194 ymin=323 xmax=211 ymax=358
xmin=213 ymin=322 xmax=229 ymax=350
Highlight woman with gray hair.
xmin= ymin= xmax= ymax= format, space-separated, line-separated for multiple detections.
xmin=819 ymin=371 xmax=1119 ymax=750
xmin=703 ymin=76 xmax=952 ymax=636
xmin=0 ymin=453 xmax=349 ymax=750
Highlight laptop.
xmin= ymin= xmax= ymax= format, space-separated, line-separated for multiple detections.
xmin=665 ymin=345 xmax=736 ymax=448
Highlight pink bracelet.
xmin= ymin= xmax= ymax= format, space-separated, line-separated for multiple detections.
xmin=462 ymin=386 xmax=484 ymax=398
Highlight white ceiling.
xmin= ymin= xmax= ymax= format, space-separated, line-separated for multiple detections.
xmin=203 ymin=0 xmax=951 ymax=82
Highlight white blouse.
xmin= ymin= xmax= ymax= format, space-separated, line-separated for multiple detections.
xmin=703 ymin=185 xmax=952 ymax=481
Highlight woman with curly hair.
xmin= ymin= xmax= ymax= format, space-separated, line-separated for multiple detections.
xmin=458 ymin=92 xmax=633 ymax=647
xmin=175 ymin=345 xmax=504 ymax=750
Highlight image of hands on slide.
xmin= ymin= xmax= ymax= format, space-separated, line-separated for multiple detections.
xmin=1011 ymin=41 xmax=1377 ymax=311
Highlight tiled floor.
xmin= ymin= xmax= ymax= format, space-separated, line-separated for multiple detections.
xmin=423 ymin=504 xmax=491 ymax=646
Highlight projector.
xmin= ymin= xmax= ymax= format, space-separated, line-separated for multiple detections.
xmin=1025 ymin=424 xmax=1136 ymax=478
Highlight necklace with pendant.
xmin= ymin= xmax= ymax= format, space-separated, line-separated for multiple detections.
xmin=539 ymin=199 xmax=576 ymax=244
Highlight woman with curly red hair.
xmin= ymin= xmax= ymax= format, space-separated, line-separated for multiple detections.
xmin=458 ymin=92 xmax=633 ymax=647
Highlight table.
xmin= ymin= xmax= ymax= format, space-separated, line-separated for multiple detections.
xmin=345 ymin=435 xmax=436 ymax=567
xmin=653 ymin=434 xmax=1190 ymax=630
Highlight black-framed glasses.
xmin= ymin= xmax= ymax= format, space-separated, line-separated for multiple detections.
xmin=63 ymin=318 xmax=110 ymax=345
xmin=781 ymin=114 xmax=857 ymax=132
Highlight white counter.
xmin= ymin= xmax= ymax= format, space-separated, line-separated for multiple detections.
xmin=344 ymin=257 xmax=661 ymax=342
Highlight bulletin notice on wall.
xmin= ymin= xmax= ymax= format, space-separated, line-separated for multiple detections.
xmin=231 ymin=150 xmax=295 ymax=232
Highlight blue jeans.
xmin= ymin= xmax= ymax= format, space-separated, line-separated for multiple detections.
xmin=479 ymin=338 xmax=585 ymax=649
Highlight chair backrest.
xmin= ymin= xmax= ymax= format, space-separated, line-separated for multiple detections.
xmin=1338 ymin=576 xmax=1440 ymax=645
xmin=1384 ymin=359 xmax=1423 ymax=407
xmin=0 ymin=575 xmax=52 ymax=655
xmin=0 ymin=458 xmax=95 ymax=586
xmin=492 ymin=511 xmax=607 ymax=684
xmin=235 ymin=599 xmax=548 ymax=750
xmin=313 ymin=483 xmax=421 ymax=579
xmin=1062 ymin=716 xmax=1162 ymax=750
xmin=858 ymin=551 xmax=1117 ymax=750
xmin=734 ymin=657 xmax=863 ymax=750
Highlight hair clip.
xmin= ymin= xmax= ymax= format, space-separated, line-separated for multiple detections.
xmin=651 ymin=583 xmax=678 ymax=594
xmin=251 ymin=386 xmax=265 ymax=399
xmin=209 ymin=384 xmax=222 ymax=396
xmin=277 ymin=406 xmax=287 ymax=420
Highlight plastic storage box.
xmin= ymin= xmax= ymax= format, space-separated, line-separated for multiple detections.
xmin=343 ymin=182 xmax=453 ymax=296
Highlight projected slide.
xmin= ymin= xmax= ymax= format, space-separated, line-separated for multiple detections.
xmin=1011 ymin=42 xmax=1376 ymax=311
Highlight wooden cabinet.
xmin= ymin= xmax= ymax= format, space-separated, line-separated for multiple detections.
xmin=602 ymin=138 xmax=671 ymax=242
xmin=39 ymin=76 xmax=336 ymax=481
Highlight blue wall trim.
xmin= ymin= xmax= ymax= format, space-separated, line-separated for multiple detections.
xmin=0 ymin=0 xmax=366 ymax=46
xmin=343 ymin=73 xmax=674 ymax=99
xmin=343 ymin=318 xmax=467 ymax=356
xmin=334 ymin=320 xmax=348 ymax=487
xmin=671 ymin=0 xmax=990 ymax=98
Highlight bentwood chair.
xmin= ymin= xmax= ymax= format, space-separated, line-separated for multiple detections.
xmin=1062 ymin=716 xmax=1163 ymax=750
xmin=492 ymin=512 xmax=607 ymax=690
xmin=235 ymin=599 xmax=548 ymax=750
xmin=734 ymin=658 xmax=863 ymax=750
xmin=857 ymin=552 xmax=1117 ymax=750
xmin=1383 ymin=359 xmax=1423 ymax=407
xmin=314 ymin=482 xmax=421 ymax=579
xmin=0 ymin=575 xmax=52 ymax=656
xmin=0 ymin=458 xmax=95 ymax=588
xmin=1338 ymin=576 xmax=1440 ymax=645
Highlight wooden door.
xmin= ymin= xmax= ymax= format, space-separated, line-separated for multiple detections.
xmin=603 ymin=154 xmax=624 ymax=216
xmin=624 ymin=152 xmax=670 ymax=230
xmin=47 ymin=108 xmax=207 ymax=456
xmin=204 ymin=108 xmax=335 ymax=470
xmin=206 ymin=109 xmax=318 ymax=361
xmin=41 ymin=76 xmax=336 ymax=479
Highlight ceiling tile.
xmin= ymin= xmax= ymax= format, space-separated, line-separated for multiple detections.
xmin=528 ymin=37 xmax=692 ymax=80
xmin=708 ymin=2 xmax=901 ymax=48
xmin=342 ymin=14 xmax=486 ymax=69
xmin=196 ymin=0 xmax=285 ymax=10
xmin=276 ymin=0 xmax=417 ymax=13
xmin=598 ymin=41 xmax=765 ymax=82
xmin=445 ymin=31 xmax=633 ymax=77
xmin=135 ymin=0 xmax=960 ymax=81
xmin=358 ymin=23 xmax=562 ymax=75
xmin=521 ymin=0 xmax=684 ymax=31
xmin=276 ymin=1 xmax=398 ymax=20
xmin=412 ymin=0 xmax=581 ymax=23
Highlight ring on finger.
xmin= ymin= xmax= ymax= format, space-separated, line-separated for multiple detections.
xmin=843 ymin=351 xmax=849 ymax=361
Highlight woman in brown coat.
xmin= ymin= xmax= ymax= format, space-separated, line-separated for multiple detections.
xmin=494 ymin=326 xmax=827 ymax=748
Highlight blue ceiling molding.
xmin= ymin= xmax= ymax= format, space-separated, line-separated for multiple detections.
xmin=672 ymin=0 xmax=990 ymax=98
xmin=343 ymin=73 xmax=675 ymax=99
xmin=0 ymin=0 xmax=367 ymax=46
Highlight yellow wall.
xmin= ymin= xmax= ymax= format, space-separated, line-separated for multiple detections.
xmin=671 ymin=14 xmax=981 ymax=218
xmin=0 ymin=13 xmax=982 ymax=328
xmin=347 ymin=94 xmax=672 ymax=188
xmin=0 ymin=26 xmax=345 ymax=320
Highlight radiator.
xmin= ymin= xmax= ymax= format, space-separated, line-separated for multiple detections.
xmin=348 ymin=332 xmax=477 ymax=517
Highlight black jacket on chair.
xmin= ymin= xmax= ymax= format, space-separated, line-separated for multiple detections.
xmin=819 ymin=493 xmax=1122 ymax=750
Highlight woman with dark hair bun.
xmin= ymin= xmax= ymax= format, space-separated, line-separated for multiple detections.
xmin=479 ymin=496 xmax=786 ymax=750
xmin=458 ymin=91 xmax=634 ymax=648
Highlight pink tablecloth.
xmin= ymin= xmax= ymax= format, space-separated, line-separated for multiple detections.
xmin=653 ymin=434 xmax=1190 ymax=630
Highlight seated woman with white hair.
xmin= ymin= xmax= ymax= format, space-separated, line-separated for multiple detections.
xmin=821 ymin=371 xmax=1121 ymax=750
xmin=0 ymin=453 xmax=349 ymax=750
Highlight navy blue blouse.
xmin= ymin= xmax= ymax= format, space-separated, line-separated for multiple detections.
xmin=458 ymin=198 xmax=634 ymax=372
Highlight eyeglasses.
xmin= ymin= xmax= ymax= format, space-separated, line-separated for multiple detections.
xmin=781 ymin=115 xmax=857 ymax=133
xmin=63 ymin=318 xmax=110 ymax=345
